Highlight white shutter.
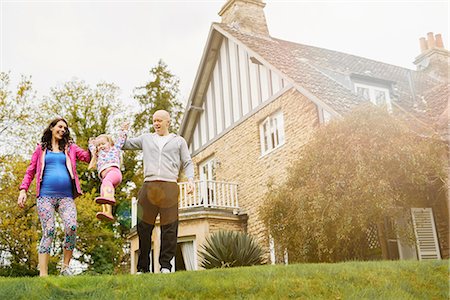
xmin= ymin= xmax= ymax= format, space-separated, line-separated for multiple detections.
xmin=411 ymin=208 xmax=441 ymax=260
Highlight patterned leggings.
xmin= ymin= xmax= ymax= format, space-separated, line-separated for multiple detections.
xmin=36 ymin=196 xmax=77 ymax=254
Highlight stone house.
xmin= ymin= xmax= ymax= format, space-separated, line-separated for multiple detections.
xmin=128 ymin=0 xmax=449 ymax=272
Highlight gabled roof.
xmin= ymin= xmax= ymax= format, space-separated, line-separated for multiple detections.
xmin=180 ymin=22 xmax=448 ymax=141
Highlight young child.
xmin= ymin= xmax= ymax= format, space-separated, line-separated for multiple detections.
xmin=88 ymin=122 xmax=129 ymax=221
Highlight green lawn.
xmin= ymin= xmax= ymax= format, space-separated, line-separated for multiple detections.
xmin=0 ymin=260 xmax=448 ymax=299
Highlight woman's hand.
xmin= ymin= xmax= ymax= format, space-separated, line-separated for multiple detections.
xmin=17 ymin=190 xmax=27 ymax=208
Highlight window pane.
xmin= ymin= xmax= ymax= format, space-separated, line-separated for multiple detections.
xmin=277 ymin=113 xmax=285 ymax=145
xmin=375 ymin=90 xmax=387 ymax=106
xmin=210 ymin=161 xmax=216 ymax=180
xmin=272 ymin=118 xmax=279 ymax=147
xmin=202 ymin=165 xmax=208 ymax=180
xmin=323 ymin=109 xmax=331 ymax=123
xmin=357 ymin=87 xmax=370 ymax=100
xmin=264 ymin=121 xmax=271 ymax=151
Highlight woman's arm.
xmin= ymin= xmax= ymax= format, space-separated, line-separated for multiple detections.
xmin=73 ymin=144 xmax=91 ymax=163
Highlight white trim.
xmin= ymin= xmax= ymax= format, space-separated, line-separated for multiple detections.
xmin=190 ymin=85 xmax=293 ymax=156
xmin=354 ymin=83 xmax=392 ymax=112
xmin=318 ymin=107 xmax=332 ymax=124
xmin=131 ymin=197 xmax=138 ymax=228
xmin=259 ymin=110 xmax=285 ymax=157
xmin=212 ymin=24 xmax=342 ymax=118
xmin=177 ymin=236 xmax=198 ymax=271
xmin=411 ymin=208 xmax=441 ymax=260
xmin=199 ymin=157 xmax=216 ymax=181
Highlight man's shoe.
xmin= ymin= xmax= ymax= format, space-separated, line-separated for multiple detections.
xmin=160 ymin=268 xmax=171 ymax=274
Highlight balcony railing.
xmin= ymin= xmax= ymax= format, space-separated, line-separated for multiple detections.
xmin=179 ymin=180 xmax=239 ymax=209
xmin=131 ymin=180 xmax=239 ymax=228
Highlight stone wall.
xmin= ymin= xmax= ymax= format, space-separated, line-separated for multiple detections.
xmin=191 ymin=88 xmax=320 ymax=257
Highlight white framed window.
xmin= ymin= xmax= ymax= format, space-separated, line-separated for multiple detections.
xmin=199 ymin=157 xmax=216 ymax=182
xmin=354 ymin=83 xmax=392 ymax=111
xmin=176 ymin=238 xmax=197 ymax=271
xmin=199 ymin=157 xmax=217 ymax=206
xmin=259 ymin=111 xmax=285 ymax=156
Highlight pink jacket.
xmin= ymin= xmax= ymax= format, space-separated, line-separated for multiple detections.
xmin=20 ymin=143 xmax=91 ymax=198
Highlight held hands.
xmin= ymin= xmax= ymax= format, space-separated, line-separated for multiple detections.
xmin=17 ymin=190 xmax=27 ymax=208
xmin=186 ymin=178 xmax=194 ymax=195
xmin=121 ymin=121 xmax=130 ymax=131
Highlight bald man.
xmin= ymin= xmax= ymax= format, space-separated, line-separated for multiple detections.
xmin=123 ymin=110 xmax=194 ymax=274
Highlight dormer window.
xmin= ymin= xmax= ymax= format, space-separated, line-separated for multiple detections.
xmin=354 ymin=83 xmax=392 ymax=111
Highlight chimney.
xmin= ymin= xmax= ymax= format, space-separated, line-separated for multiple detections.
xmin=426 ymin=32 xmax=436 ymax=49
xmin=419 ymin=37 xmax=428 ymax=53
xmin=435 ymin=34 xmax=444 ymax=48
xmin=219 ymin=0 xmax=269 ymax=36
xmin=414 ymin=32 xmax=450 ymax=81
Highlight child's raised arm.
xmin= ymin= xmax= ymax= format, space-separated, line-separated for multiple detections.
xmin=115 ymin=122 xmax=129 ymax=149
xmin=88 ymin=137 xmax=97 ymax=153
xmin=88 ymin=137 xmax=98 ymax=170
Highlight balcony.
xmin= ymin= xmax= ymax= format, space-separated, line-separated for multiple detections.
xmin=131 ymin=180 xmax=239 ymax=227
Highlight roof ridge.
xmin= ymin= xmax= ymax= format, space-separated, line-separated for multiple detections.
xmin=270 ymin=36 xmax=418 ymax=73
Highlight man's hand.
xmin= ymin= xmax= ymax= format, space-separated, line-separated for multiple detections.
xmin=17 ymin=190 xmax=27 ymax=208
xmin=186 ymin=178 xmax=194 ymax=195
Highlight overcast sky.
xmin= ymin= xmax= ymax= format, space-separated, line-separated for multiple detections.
xmin=1 ymin=0 xmax=448 ymax=106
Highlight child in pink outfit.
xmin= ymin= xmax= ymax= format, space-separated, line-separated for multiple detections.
xmin=88 ymin=123 xmax=128 ymax=221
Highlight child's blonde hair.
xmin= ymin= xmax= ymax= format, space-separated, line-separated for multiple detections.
xmin=88 ymin=134 xmax=114 ymax=170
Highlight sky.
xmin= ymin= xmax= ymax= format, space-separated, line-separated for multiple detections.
xmin=1 ymin=0 xmax=449 ymax=107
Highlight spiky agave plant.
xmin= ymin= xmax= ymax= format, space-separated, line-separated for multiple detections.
xmin=199 ymin=230 xmax=264 ymax=269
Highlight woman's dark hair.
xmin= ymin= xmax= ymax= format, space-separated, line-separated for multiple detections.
xmin=40 ymin=118 xmax=73 ymax=151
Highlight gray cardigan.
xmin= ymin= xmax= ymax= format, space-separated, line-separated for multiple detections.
xmin=123 ymin=133 xmax=194 ymax=183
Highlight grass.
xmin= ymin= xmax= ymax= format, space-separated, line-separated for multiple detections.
xmin=0 ymin=260 xmax=448 ymax=299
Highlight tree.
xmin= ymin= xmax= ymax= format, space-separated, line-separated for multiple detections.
xmin=0 ymin=72 xmax=42 ymax=276
xmin=0 ymin=72 xmax=37 ymax=157
xmin=132 ymin=60 xmax=184 ymax=133
xmin=0 ymin=156 xmax=39 ymax=275
xmin=260 ymin=105 xmax=448 ymax=263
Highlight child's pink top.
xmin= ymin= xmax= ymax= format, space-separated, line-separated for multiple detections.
xmin=89 ymin=130 xmax=127 ymax=175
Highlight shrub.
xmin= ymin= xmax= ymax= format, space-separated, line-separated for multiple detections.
xmin=199 ymin=231 xmax=264 ymax=269
xmin=260 ymin=105 xmax=448 ymax=263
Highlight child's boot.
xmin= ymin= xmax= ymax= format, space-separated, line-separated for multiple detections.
xmin=96 ymin=204 xmax=114 ymax=222
xmin=95 ymin=185 xmax=116 ymax=205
